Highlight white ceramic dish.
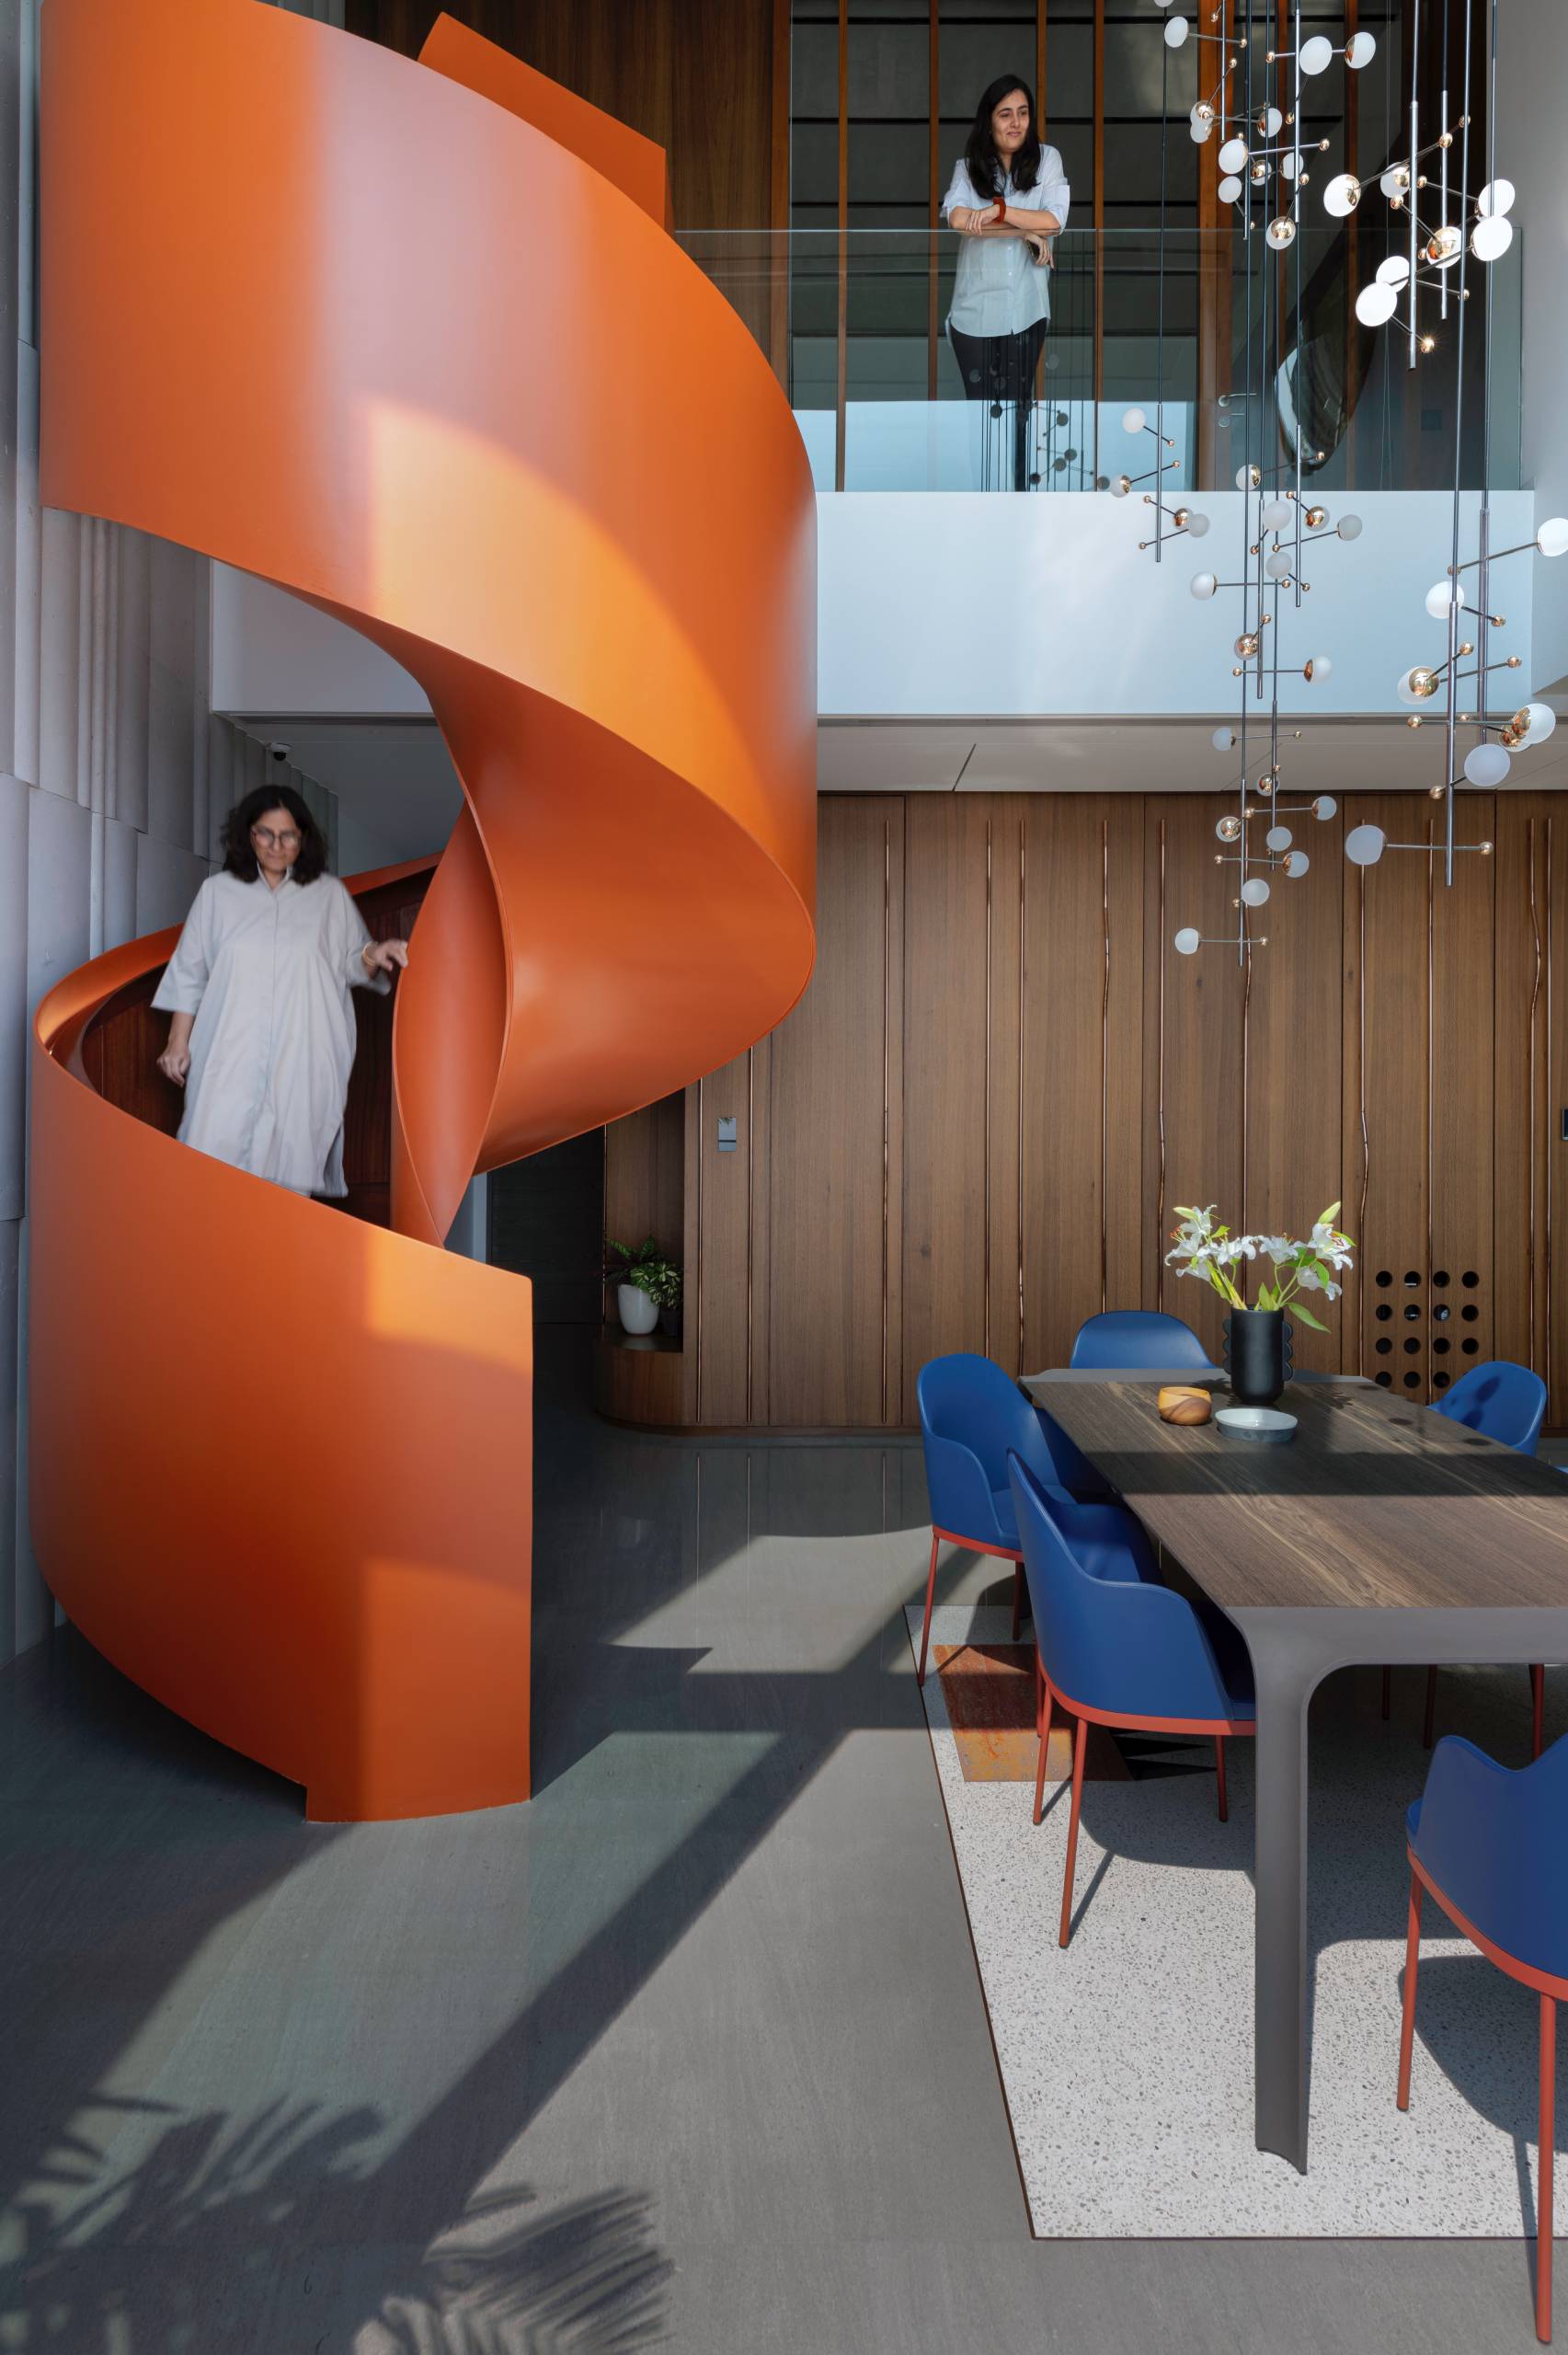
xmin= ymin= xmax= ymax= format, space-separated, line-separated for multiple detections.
xmin=1214 ymin=1406 xmax=1298 ymax=1443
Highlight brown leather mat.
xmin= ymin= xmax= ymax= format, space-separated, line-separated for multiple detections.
xmin=932 ymin=1643 xmax=1132 ymax=1785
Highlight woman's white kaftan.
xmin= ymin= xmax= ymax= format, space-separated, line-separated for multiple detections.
xmin=152 ymin=870 xmax=390 ymax=1197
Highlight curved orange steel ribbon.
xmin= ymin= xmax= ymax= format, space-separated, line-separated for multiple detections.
xmin=31 ymin=1 xmax=817 ymax=1818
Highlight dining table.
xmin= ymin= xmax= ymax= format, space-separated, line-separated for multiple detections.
xmin=1020 ymin=1367 xmax=1568 ymax=2174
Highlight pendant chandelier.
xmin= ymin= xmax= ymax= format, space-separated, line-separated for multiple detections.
xmin=1123 ymin=2 xmax=1377 ymax=961
xmin=1320 ymin=0 xmax=1565 ymax=886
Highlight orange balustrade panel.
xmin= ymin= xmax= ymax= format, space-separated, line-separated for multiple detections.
xmin=30 ymin=2 xmax=817 ymax=1818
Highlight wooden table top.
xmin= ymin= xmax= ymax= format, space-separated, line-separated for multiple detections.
xmin=1032 ymin=1378 xmax=1568 ymax=1613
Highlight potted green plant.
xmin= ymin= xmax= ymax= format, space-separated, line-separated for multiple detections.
xmin=1163 ymin=1203 xmax=1355 ymax=1405
xmin=606 ymin=1235 xmax=681 ymax=1339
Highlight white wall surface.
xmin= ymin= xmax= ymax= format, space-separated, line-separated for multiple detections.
xmin=1499 ymin=0 xmax=1568 ymax=695
xmin=212 ymin=563 xmax=430 ymax=718
xmin=216 ymin=488 xmax=1540 ymax=735
xmin=816 ymin=490 xmax=1539 ymax=718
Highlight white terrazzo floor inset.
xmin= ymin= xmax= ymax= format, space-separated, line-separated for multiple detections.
xmin=911 ymin=1602 xmax=1565 ymax=2239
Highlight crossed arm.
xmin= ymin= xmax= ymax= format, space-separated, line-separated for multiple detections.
xmin=949 ymin=201 xmax=1060 ymax=258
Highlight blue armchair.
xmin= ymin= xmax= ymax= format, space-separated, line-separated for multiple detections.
xmin=1400 ymin=1729 xmax=1568 ymax=2341
xmin=1414 ymin=1361 xmax=1551 ymax=1752
xmin=1068 ymin=1309 xmax=1218 ymax=1372
xmin=914 ymin=1353 xmax=1154 ymax=1687
xmin=1008 ymin=1452 xmax=1254 ymax=1947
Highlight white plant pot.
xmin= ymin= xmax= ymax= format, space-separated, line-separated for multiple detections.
xmin=617 ymin=1282 xmax=659 ymax=1336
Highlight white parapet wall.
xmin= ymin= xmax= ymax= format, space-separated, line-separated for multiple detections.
xmin=817 ymin=490 xmax=1540 ymax=719
xmin=216 ymin=488 xmax=1542 ymax=732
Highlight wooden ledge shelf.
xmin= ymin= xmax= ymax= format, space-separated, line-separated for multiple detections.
xmin=593 ymin=1324 xmax=685 ymax=1428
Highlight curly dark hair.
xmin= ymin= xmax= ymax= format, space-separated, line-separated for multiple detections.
xmin=965 ymin=73 xmax=1043 ymax=201
xmin=221 ymin=784 xmax=329 ymax=885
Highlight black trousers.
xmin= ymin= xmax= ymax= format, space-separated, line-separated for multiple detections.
xmin=947 ymin=316 xmax=1050 ymax=491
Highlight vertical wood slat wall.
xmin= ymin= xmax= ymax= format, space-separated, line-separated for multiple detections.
xmin=609 ymin=790 xmax=1568 ymax=1430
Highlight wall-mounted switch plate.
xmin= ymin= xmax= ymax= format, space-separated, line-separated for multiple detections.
xmin=717 ymin=1116 xmax=738 ymax=1153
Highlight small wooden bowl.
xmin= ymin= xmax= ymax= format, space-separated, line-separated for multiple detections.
xmin=1157 ymin=1384 xmax=1212 ymax=1426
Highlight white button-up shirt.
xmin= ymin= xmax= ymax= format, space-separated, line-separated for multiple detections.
xmin=152 ymin=869 xmax=390 ymax=1196
xmin=942 ymin=151 xmax=1071 ymax=339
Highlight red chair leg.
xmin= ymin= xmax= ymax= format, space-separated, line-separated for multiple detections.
xmin=1397 ymin=1867 xmax=1422 ymax=2112
xmin=1058 ymin=1714 xmax=1088 ymax=1947
xmin=1011 ymin=1562 xmax=1024 ymax=1642
xmin=916 ymin=1532 xmax=940 ymax=1688
xmin=1423 ymin=1666 xmax=1437 ymax=1751
xmin=1539 ymin=1993 xmax=1555 ymax=2345
xmin=1033 ymin=1674 xmax=1054 ymax=1827
xmin=1532 ymin=1663 xmax=1546 ymax=1763
xmin=1215 ymin=1732 xmax=1228 ymax=1823
xmin=1381 ymin=1666 xmax=1391 ymax=1721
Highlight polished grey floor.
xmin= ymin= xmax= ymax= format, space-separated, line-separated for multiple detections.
xmin=0 ymin=1339 xmax=1560 ymax=2352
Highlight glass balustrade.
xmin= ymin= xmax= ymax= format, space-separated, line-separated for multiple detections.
xmin=677 ymin=225 xmax=1522 ymax=496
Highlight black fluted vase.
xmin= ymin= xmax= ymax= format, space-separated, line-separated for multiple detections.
xmin=1225 ymin=1307 xmax=1292 ymax=1407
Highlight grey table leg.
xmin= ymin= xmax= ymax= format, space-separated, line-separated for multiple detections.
xmin=1232 ymin=1604 xmax=1568 ymax=2174
xmin=1242 ymin=1621 xmax=1327 ymax=2172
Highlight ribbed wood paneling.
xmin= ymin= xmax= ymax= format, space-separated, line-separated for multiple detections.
xmin=652 ymin=788 xmax=1567 ymax=1433
xmin=764 ymin=796 xmax=902 ymax=1426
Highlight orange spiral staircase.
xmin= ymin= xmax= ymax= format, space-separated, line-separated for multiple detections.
xmin=29 ymin=0 xmax=817 ymax=1819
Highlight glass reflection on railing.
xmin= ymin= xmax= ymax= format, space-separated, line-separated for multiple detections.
xmin=676 ymin=227 xmax=1521 ymax=497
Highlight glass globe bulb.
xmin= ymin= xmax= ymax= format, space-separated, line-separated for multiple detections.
xmin=1190 ymin=571 xmax=1218 ymax=600
xmin=1173 ymin=926 xmax=1202 ymax=956
xmin=1122 ymin=407 xmax=1146 ymax=433
xmin=1337 ymin=513 xmax=1364 ymax=541
xmin=1323 ymin=172 xmax=1361 ymax=218
xmin=1380 ymin=165 xmax=1411 ymax=200
xmin=1218 ymin=175 xmax=1242 ymax=204
xmin=1463 ymin=741 xmax=1511 ymax=787
xmin=1266 ymin=214 xmax=1298 ymax=250
xmin=1219 ymin=137 xmax=1249 ymax=174
xmin=1190 ymin=111 xmax=1214 ymax=144
xmin=1212 ymin=726 xmax=1237 ymax=752
xmin=1345 ymin=29 xmax=1377 ymax=67
xmin=1397 ymin=665 xmax=1439 ymax=706
xmin=1265 ymin=825 xmax=1293 ymax=852
xmin=1299 ymin=33 xmax=1333 ymax=75
xmin=1376 ymin=255 xmax=1412 ymax=288
xmin=1259 ymin=106 xmax=1283 ymax=138
xmin=1164 ymin=14 xmax=1189 ymax=46
xmin=1479 ymin=178 xmax=1516 ymax=218
xmin=1425 ymin=578 xmax=1465 ymax=617
xmin=1241 ymin=876 xmax=1271 ymax=907
xmin=1520 ymin=701 xmax=1559 ymax=746
xmin=1216 ymin=814 xmax=1242 ymax=843
xmin=1235 ymin=465 xmax=1261 ymax=491
xmin=1265 ymin=550 xmax=1292 ymax=580
xmin=1345 ymin=822 xmax=1387 ymax=867
xmin=1537 ymin=518 xmax=1568 ymax=557
xmin=1109 ymin=475 xmax=1131 ymax=498
xmin=1425 ymin=224 xmax=1463 ymax=269
xmin=1303 ymin=655 xmax=1332 ymax=684
xmin=1185 ymin=511 xmax=1211 ymax=539
xmin=1312 ymin=794 xmax=1337 ymax=820
xmin=1260 ymin=497 xmax=1291 ymax=531
xmin=1285 ymin=850 xmax=1311 ymax=878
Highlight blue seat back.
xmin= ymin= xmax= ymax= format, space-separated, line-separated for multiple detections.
xmin=1069 ymin=1310 xmax=1215 ymax=1371
xmin=1412 ymin=1731 xmax=1568 ymax=1982
xmin=917 ymin=1354 xmax=1061 ymax=1546
xmin=1429 ymin=1359 xmax=1546 ymax=1455
xmin=1007 ymin=1453 xmax=1242 ymax=1723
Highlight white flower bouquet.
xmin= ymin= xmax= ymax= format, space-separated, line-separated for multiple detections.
xmin=1163 ymin=1203 xmax=1356 ymax=1331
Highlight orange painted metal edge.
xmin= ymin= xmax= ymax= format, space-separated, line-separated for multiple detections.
xmin=32 ymin=0 xmax=816 ymax=1817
